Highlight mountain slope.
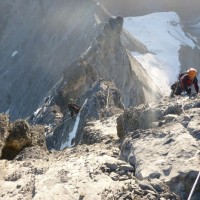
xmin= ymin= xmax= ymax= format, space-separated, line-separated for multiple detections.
xmin=0 ymin=0 xmax=163 ymax=121
xmin=123 ymin=12 xmax=198 ymax=93
xmin=0 ymin=2 xmax=199 ymax=199
xmin=0 ymin=0 xmax=108 ymax=120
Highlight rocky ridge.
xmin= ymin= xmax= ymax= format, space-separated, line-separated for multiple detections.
xmin=0 ymin=93 xmax=200 ymax=199
xmin=0 ymin=113 xmax=178 ymax=200
xmin=0 ymin=1 xmax=200 ymax=199
xmin=28 ymin=13 xmax=163 ymax=150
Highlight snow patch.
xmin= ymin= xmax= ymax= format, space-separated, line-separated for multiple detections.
xmin=123 ymin=12 xmax=196 ymax=93
xmin=82 ymin=45 xmax=91 ymax=57
xmin=11 ymin=51 xmax=18 ymax=57
xmin=5 ymin=108 xmax=10 ymax=115
xmin=33 ymin=107 xmax=43 ymax=117
xmin=60 ymin=99 xmax=88 ymax=150
xmin=60 ymin=113 xmax=81 ymax=150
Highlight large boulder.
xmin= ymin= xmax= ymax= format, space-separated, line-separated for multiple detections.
xmin=117 ymin=105 xmax=164 ymax=139
xmin=1 ymin=119 xmax=31 ymax=160
xmin=0 ymin=115 xmax=46 ymax=160
xmin=117 ymin=96 xmax=188 ymax=139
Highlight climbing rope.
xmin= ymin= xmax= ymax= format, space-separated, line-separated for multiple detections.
xmin=187 ymin=171 xmax=200 ymax=200
xmin=51 ymin=113 xmax=79 ymax=131
xmin=45 ymin=114 xmax=78 ymax=137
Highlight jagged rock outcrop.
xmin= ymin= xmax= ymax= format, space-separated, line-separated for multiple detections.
xmin=1 ymin=120 xmax=31 ymax=160
xmin=31 ymin=13 xmax=161 ymax=149
xmin=45 ymin=79 xmax=124 ymax=150
xmin=79 ymin=16 xmax=162 ymax=107
xmin=48 ymin=15 xmax=162 ymax=112
xmin=118 ymin=95 xmax=200 ymax=199
xmin=0 ymin=115 xmax=46 ymax=160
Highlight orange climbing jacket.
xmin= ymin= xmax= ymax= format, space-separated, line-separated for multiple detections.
xmin=170 ymin=68 xmax=199 ymax=97
xmin=179 ymin=68 xmax=199 ymax=94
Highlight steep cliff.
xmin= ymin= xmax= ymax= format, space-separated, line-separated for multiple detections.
xmin=0 ymin=0 xmax=106 ymax=120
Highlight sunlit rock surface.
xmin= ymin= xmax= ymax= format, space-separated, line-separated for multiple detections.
xmin=119 ymin=95 xmax=200 ymax=199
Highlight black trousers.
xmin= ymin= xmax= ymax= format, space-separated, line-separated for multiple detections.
xmin=174 ymin=82 xmax=183 ymax=95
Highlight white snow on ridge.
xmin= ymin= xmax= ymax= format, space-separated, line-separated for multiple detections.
xmin=123 ymin=12 xmax=196 ymax=93
xmin=11 ymin=50 xmax=18 ymax=57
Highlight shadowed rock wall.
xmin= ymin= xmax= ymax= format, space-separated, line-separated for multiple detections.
xmin=0 ymin=0 xmax=106 ymax=120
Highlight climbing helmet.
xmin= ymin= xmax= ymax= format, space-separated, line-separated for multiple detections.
xmin=187 ymin=68 xmax=197 ymax=78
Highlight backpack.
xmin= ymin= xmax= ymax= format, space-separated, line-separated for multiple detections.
xmin=170 ymin=71 xmax=187 ymax=91
xmin=178 ymin=71 xmax=187 ymax=80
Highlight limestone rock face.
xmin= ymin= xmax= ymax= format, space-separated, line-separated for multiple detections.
xmin=118 ymin=95 xmax=200 ymax=199
xmin=1 ymin=95 xmax=199 ymax=199
xmin=80 ymin=16 xmax=162 ymax=107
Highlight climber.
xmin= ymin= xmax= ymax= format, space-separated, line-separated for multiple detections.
xmin=170 ymin=68 xmax=199 ymax=97
xmin=68 ymin=99 xmax=81 ymax=117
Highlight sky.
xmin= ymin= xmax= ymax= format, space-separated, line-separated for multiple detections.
xmin=123 ymin=12 xmax=196 ymax=94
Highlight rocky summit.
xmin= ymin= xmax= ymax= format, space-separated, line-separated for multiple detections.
xmin=0 ymin=0 xmax=200 ymax=200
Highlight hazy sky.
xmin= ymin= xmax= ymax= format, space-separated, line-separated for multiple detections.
xmin=97 ymin=0 xmax=200 ymax=20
